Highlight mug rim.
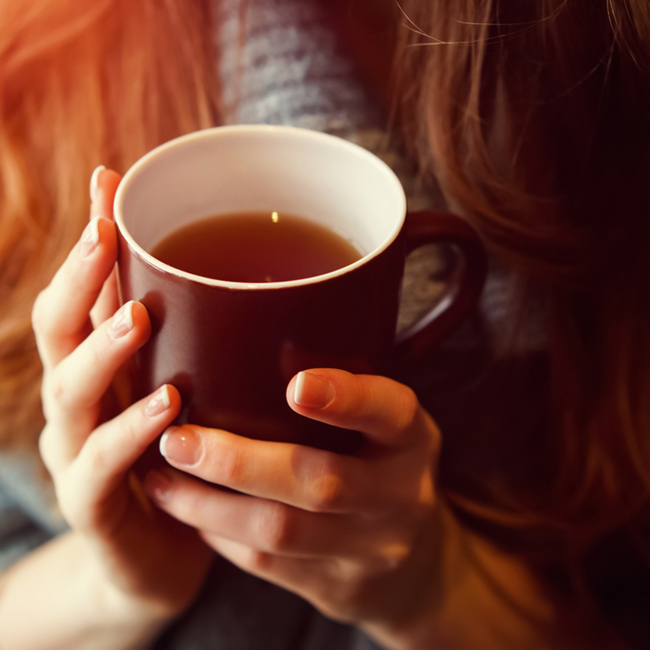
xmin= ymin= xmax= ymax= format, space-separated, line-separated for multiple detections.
xmin=113 ymin=125 xmax=407 ymax=290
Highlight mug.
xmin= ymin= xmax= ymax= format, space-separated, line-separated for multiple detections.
xmin=114 ymin=125 xmax=486 ymax=454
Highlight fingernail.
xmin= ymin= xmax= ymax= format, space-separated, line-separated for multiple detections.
xmin=145 ymin=385 xmax=171 ymax=417
xmin=143 ymin=470 xmax=173 ymax=504
xmin=90 ymin=165 xmax=106 ymax=203
xmin=294 ymin=371 xmax=335 ymax=409
xmin=160 ymin=426 xmax=202 ymax=466
xmin=108 ymin=301 xmax=134 ymax=339
xmin=79 ymin=218 xmax=100 ymax=257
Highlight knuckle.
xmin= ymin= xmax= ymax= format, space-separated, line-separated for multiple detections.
xmin=306 ymin=452 xmax=345 ymax=511
xmin=215 ymin=440 xmax=247 ymax=486
xmin=255 ymin=501 xmax=295 ymax=552
xmin=376 ymin=533 xmax=412 ymax=571
xmin=38 ymin=425 xmax=57 ymax=470
xmin=82 ymin=418 xmax=136 ymax=475
xmin=247 ymin=548 xmax=275 ymax=574
xmin=47 ymin=366 xmax=86 ymax=412
xmin=31 ymin=290 xmax=52 ymax=336
xmin=84 ymin=437 xmax=110 ymax=475
xmin=47 ymin=354 xmax=101 ymax=413
xmin=46 ymin=370 xmax=69 ymax=408
xmin=392 ymin=386 xmax=420 ymax=434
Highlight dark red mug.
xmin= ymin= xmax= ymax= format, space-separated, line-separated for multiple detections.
xmin=114 ymin=126 xmax=486 ymax=454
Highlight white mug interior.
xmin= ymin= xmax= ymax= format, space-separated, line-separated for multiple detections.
xmin=114 ymin=125 xmax=407 ymax=288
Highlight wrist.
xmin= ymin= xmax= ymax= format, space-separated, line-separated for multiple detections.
xmin=0 ymin=531 xmax=179 ymax=650
xmin=84 ymin=538 xmax=182 ymax=644
xmin=95 ymin=581 xmax=175 ymax=650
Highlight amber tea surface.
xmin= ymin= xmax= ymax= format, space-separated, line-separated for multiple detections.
xmin=149 ymin=211 xmax=362 ymax=283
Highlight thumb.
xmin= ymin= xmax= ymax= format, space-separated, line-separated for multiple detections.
xmin=286 ymin=368 xmax=440 ymax=449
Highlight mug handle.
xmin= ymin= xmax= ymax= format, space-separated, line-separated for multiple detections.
xmin=393 ymin=210 xmax=487 ymax=364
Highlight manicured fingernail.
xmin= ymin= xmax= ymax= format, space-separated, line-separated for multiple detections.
xmin=160 ymin=426 xmax=201 ymax=465
xmin=294 ymin=371 xmax=335 ymax=409
xmin=108 ymin=301 xmax=134 ymax=339
xmin=145 ymin=385 xmax=171 ymax=417
xmin=143 ymin=470 xmax=173 ymax=504
xmin=90 ymin=165 xmax=106 ymax=203
xmin=79 ymin=218 xmax=100 ymax=257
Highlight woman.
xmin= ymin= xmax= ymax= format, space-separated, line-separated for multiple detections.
xmin=1 ymin=0 xmax=649 ymax=648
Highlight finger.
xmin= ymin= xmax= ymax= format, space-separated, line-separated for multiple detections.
xmin=42 ymin=301 xmax=151 ymax=456
xmin=89 ymin=167 xmax=122 ymax=326
xmin=144 ymin=469 xmax=408 ymax=561
xmin=287 ymin=369 xmax=439 ymax=449
xmin=32 ymin=217 xmax=118 ymax=370
xmin=89 ymin=166 xmax=121 ymax=221
xmin=157 ymin=425 xmax=388 ymax=514
xmin=55 ymin=385 xmax=181 ymax=532
xmin=90 ymin=266 xmax=120 ymax=328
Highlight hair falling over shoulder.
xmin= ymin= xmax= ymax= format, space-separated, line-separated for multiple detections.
xmin=396 ymin=0 xmax=650 ymax=601
xmin=0 ymin=0 xmax=222 ymax=451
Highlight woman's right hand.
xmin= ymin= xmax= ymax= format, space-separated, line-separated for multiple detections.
xmin=31 ymin=168 xmax=213 ymax=621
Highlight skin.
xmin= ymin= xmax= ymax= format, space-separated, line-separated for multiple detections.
xmin=3 ymin=167 xmax=442 ymax=648
xmin=0 ymin=168 xmax=605 ymax=649
xmin=146 ymin=370 xmax=441 ymax=628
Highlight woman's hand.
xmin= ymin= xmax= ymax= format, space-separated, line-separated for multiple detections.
xmin=31 ymin=168 xmax=213 ymax=620
xmin=143 ymin=368 xmax=442 ymax=641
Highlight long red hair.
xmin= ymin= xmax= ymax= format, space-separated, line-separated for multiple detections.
xmin=396 ymin=0 xmax=650 ymax=621
xmin=0 ymin=0 xmax=222 ymax=450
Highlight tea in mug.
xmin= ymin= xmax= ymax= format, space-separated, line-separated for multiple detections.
xmin=149 ymin=211 xmax=362 ymax=283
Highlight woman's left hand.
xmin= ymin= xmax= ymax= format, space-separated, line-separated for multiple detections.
xmin=142 ymin=368 xmax=441 ymax=637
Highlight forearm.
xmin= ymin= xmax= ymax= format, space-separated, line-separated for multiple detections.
xmin=0 ymin=531 xmax=173 ymax=650
xmin=362 ymin=505 xmax=620 ymax=650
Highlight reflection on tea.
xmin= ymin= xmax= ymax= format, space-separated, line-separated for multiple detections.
xmin=149 ymin=211 xmax=362 ymax=283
